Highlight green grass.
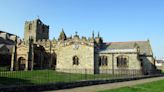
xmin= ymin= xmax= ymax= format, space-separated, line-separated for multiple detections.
xmin=99 ymin=79 xmax=164 ymax=92
xmin=0 ymin=70 xmax=114 ymax=86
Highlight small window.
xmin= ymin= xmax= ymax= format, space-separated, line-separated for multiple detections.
xmin=73 ymin=56 xmax=79 ymax=65
xmin=140 ymin=59 xmax=143 ymax=61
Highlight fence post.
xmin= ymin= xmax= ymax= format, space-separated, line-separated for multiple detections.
xmin=85 ymin=69 xmax=87 ymax=80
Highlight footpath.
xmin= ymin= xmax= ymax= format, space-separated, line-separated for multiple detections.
xmin=46 ymin=76 xmax=164 ymax=92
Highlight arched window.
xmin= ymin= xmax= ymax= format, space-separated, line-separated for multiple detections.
xmin=73 ymin=56 xmax=79 ymax=65
xmin=99 ymin=56 xmax=108 ymax=66
xmin=117 ymin=55 xmax=128 ymax=68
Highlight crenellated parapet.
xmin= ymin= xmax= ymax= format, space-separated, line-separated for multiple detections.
xmin=56 ymin=35 xmax=95 ymax=48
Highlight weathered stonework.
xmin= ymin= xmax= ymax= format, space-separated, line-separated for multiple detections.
xmin=8 ymin=18 xmax=157 ymax=75
xmin=24 ymin=19 xmax=49 ymax=45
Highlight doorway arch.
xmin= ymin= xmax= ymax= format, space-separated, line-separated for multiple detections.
xmin=18 ymin=57 xmax=26 ymax=70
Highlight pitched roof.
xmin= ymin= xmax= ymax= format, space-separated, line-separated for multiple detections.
xmin=0 ymin=30 xmax=16 ymax=36
xmin=102 ymin=41 xmax=153 ymax=56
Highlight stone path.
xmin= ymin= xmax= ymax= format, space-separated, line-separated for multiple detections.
xmin=45 ymin=76 xmax=164 ymax=92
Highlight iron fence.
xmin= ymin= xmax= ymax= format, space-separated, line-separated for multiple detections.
xmin=0 ymin=69 xmax=162 ymax=88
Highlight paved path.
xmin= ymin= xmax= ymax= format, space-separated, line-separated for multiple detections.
xmin=45 ymin=76 xmax=164 ymax=92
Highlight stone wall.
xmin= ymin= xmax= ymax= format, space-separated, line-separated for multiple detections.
xmin=56 ymin=43 xmax=94 ymax=74
xmin=95 ymin=53 xmax=142 ymax=74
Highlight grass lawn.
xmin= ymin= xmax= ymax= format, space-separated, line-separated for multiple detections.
xmin=99 ymin=79 xmax=164 ymax=92
xmin=0 ymin=70 xmax=114 ymax=86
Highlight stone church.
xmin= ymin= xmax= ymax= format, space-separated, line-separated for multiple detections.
xmin=9 ymin=18 xmax=156 ymax=74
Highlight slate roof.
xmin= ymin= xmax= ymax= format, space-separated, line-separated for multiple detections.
xmin=0 ymin=37 xmax=15 ymax=45
xmin=101 ymin=41 xmax=153 ymax=56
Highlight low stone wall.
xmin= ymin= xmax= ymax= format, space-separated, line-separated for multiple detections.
xmin=0 ymin=74 xmax=163 ymax=92
xmin=99 ymin=69 xmax=143 ymax=75
xmin=56 ymin=68 xmax=143 ymax=74
xmin=56 ymin=68 xmax=94 ymax=74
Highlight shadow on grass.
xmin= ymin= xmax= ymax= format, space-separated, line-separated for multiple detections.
xmin=0 ymin=77 xmax=33 ymax=87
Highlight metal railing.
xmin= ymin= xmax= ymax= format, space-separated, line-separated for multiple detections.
xmin=0 ymin=69 xmax=162 ymax=88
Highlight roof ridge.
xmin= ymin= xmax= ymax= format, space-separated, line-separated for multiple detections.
xmin=0 ymin=30 xmax=16 ymax=36
xmin=105 ymin=41 xmax=147 ymax=44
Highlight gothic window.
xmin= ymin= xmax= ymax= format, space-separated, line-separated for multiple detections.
xmin=117 ymin=55 xmax=128 ymax=68
xmin=99 ymin=56 xmax=108 ymax=66
xmin=73 ymin=56 xmax=79 ymax=65
xmin=29 ymin=24 xmax=32 ymax=30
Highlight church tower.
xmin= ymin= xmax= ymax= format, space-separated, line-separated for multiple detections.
xmin=24 ymin=18 xmax=49 ymax=45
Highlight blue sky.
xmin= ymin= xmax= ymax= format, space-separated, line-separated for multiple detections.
xmin=0 ymin=0 xmax=164 ymax=59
